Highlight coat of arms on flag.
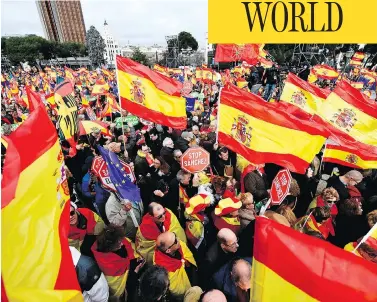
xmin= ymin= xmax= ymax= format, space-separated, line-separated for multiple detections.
xmin=130 ymin=79 xmax=145 ymax=105
xmin=231 ymin=115 xmax=252 ymax=147
xmin=330 ymin=108 xmax=357 ymax=132
xmin=291 ymin=91 xmax=307 ymax=107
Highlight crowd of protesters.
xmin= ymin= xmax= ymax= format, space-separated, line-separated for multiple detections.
xmin=1 ymin=63 xmax=377 ymax=302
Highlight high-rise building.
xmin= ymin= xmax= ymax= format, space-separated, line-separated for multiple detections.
xmin=102 ymin=20 xmax=120 ymax=68
xmin=36 ymin=0 xmax=86 ymax=44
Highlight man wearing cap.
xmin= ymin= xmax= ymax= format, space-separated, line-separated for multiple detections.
xmin=153 ymin=231 xmax=197 ymax=300
xmin=212 ymin=197 xmax=242 ymax=235
xmin=135 ymin=202 xmax=187 ymax=264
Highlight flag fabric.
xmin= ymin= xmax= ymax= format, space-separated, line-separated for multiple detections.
xmin=349 ymin=60 xmax=363 ymax=66
xmin=64 ymin=67 xmax=76 ymax=82
xmin=79 ymin=120 xmax=111 ymax=136
xmin=116 ymin=55 xmax=187 ymax=129
xmin=92 ymin=78 xmax=110 ymax=95
xmin=55 ymin=80 xmax=79 ymax=156
xmin=352 ymin=52 xmax=365 ymax=61
xmin=323 ymin=144 xmax=377 ymax=169
xmin=106 ymin=93 xmax=121 ymax=112
xmin=153 ymin=64 xmax=168 ymax=76
xmin=312 ymin=65 xmax=339 ymax=80
xmin=280 ymin=73 xmax=330 ymax=115
xmin=214 ymin=44 xmax=260 ymax=63
xmin=236 ymin=77 xmax=249 ymax=89
xmin=201 ymin=68 xmax=214 ymax=83
xmin=308 ymin=70 xmax=318 ymax=83
xmin=251 ymin=217 xmax=377 ymax=302
xmin=185 ymin=96 xmax=196 ymax=112
xmin=1 ymin=88 xmax=82 ymax=301
xmin=98 ymin=145 xmax=141 ymax=203
xmin=218 ymin=85 xmax=329 ymax=174
xmin=316 ymin=80 xmax=377 ymax=148
xmin=350 ymin=82 xmax=364 ymax=89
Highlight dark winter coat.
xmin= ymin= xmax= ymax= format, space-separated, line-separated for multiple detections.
xmin=244 ymin=171 xmax=269 ymax=202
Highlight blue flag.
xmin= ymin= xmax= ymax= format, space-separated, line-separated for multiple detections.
xmin=185 ymin=97 xmax=196 ymax=112
xmin=98 ymin=146 xmax=141 ymax=203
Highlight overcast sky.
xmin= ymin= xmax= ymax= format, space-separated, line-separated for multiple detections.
xmin=1 ymin=0 xmax=208 ymax=47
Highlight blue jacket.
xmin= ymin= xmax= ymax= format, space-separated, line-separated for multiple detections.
xmin=210 ymin=257 xmax=252 ymax=302
xmin=82 ymin=173 xmax=110 ymax=205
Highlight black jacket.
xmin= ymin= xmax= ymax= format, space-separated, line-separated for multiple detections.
xmin=174 ymin=137 xmax=190 ymax=153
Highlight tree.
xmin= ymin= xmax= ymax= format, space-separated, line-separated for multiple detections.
xmin=86 ymin=26 xmax=106 ymax=67
xmin=131 ymin=47 xmax=150 ymax=66
xmin=178 ymin=31 xmax=198 ymax=52
xmin=55 ymin=42 xmax=87 ymax=58
xmin=3 ymin=35 xmax=55 ymax=65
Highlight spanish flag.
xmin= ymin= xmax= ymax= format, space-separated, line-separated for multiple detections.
xmin=201 ymin=68 xmax=214 ymax=83
xmin=280 ymin=73 xmax=329 ymax=115
xmin=307 ymin=70 xmax=318 ymax=83
xmin=65 ymin=67 xmax=76 ymax=82
xmin=92 ymin=78 xmax=110 ymax=95
xmin=236 ymin=77 xmax=248 ymax=89
xmin=317 ymin=80 xmax=377 ymax=147
xmin=153 ymin=64 xmax=168 ymax=76
xmin=218 ymin=85 xmax=329 ymax=174
xmin=106 ymin=93 xmax=121 ymax=112
xmin=323 ymin=144 xmax=377 ymax=169
xmin=79 ymin=120 xmax=111 ymax=136
xmin=353 ymin=52 xmax=365 ymax=61
xmin=350 ymin=82 xmax=364 ymax=89
xmin=195 ymin=68 xmax=203 ymax=80
xmin=1 ymin=88 xmax=82 ymax=301
xmin=349 ymin=59 xmax=363 ymax=66
xmin=116 ymin=55 xmax=187 ymax=129
xmin=312 ymin=64 xmax=339 ymax=80
xmin=251 ymin=217 xmax=377 ymax=302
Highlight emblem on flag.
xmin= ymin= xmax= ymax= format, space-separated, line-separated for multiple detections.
xmin=330 ymin=108 xmax=357 ymax=132
xmin=130 ymin=79 xmax=145 ymax=105
xmin=291 ymin=91 xmax=307 ymax=107
xmin=231 ymin=45 xmax=245 ymax=61
xmin=345 ymin=154 xmax=358 ymax=164
xmin=231 ymin=115 xmax=252 ymax=147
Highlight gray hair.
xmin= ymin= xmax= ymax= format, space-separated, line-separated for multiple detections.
xmin=344 ymin=170 xmax=363 ymax=182
xmin=176 ymin=169 xmax=191 ymax=182
xmin=173 ymin=149 xmax=182 ymax=157
xmin=162 ymin=137 xmax=173 ymax=147
xmin=192 ymin=125 xmax=199 ymax=131
xmin=231 ymin=259 xmax=251 ymax=284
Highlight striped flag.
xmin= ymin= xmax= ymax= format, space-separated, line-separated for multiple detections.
xmin=79 ymin=120 xmax=111 ymax=136
xmin=116 ymin=55 xmax=187 ymax=129
xmin=323 ymin=144 xmax=377 ymax=169
xmin=312 ymin=64 xmax=339 ymax=80
xmin=218 ymin=85 xmax=329 ymax=174
xmin=1 ymin=88 xmax=82 ymax=301
xmin=92 ymin=78 xmax=110 ymax=95
xmin=251 ymin=217 xmax=377 ymax=301
xmin=316 ymin=80 xmax=377 ymax=148
xmin=280 ymin=73 xmax=329 ymax=115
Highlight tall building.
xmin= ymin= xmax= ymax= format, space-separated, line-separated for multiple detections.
xmin=102 ymin=20 xmax=120 ymax=68
xmin=36 ymin=0 xmax=86 ymax=44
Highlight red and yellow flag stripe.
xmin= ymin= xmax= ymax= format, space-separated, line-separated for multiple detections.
xmin=79 ymin=120 xmax=111 ymax=136
xmin=312 ymin=64 xmax=339 ymax=80
xmin=218 ymin=85 xmax=329 ymax=174
xmin=280 ymin=73 xmax=329 ymax=114
xmin=1 ymin=88 xmax=81 ymax=301
xmin=317 ymin=80 xmax=377 ymax=147
xmin=251 ymin=217 xmax=377 ymax=302
xmin=116 ymin=55 xmax=187 ymax=129
xmin=323 ymin=144 xmax=377 ymax=169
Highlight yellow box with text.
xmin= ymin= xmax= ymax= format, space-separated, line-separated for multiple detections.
xmin=208 ymin=0 xmax=377 ymax=43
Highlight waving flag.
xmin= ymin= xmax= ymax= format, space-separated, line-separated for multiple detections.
xmin=215 ymin=44 xmax=260 ymax=63
xmin=323 ymin=143 xmax=377 ymax=169
xmin=280 ymin=73 xmax=330 ymax=115
xmin=218 ymin=85 xmax=329 ymax=174
xmin=98 ymin=146 xmax=141 ymax=203
xmin=153 ymin=64 xmax=168 ymax=76
xmin=116 ymin=55 xmax=187 ymax=129
xmin=55 ymin=81 xmax=79 ymax=156
xmin=92 ymin=78 xmax=110 ymax=95
xmin=312 ymin=64 xmax=339 ymax=80
xmin=79 ymin=120 xmax=111 ymax=136
xmin=251 ymin=217 xmax=377 ymax=302
xmin=317 ymin=80 xmax=377 ymax=148
xmin=1 ymin=88 xmax=81 ymax=301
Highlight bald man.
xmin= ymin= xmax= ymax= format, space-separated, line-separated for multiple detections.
xmin=201 ymin=289 xmax=227 ymax=302
xmin=153 ymin=231 xmax=197 ymax=299
xmin=203 ymin=228 xmax=239 ymax=287
xmin=211 ymin=258 xmax=252 ymax=302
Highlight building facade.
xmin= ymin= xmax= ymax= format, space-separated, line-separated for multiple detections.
xmin=121 ymin=44 xmax=166 ymax=65
xmin=102 ymin=20 xmax=120 ymax=68
xmin=36 ymin=0 xmax=86 ymax=44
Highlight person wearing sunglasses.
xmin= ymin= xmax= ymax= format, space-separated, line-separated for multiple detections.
xmin=135 ymin=202 xmax=187 ymax=264
xmin=154 ymin=231 xmax=197 ymax=300
xmin=68 ymin=203 xmax=105 ymax=253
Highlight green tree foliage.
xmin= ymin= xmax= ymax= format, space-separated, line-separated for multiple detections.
xmin=86 ymin=26 xmax=106 ymax=67
xmin=131 ymin=47 xmax=150 ymax=66
xmin=1 ymin=35 xmax=86 ymax=65
xmin=178 ymin=31 xmax=198 ymax=52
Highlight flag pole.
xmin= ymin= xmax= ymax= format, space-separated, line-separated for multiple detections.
xmin=352 ymin=223 xmax=377 ymax=254
xmin=215 ymin=86 xmax=223 ymax=145
xmin=114 ymin=56 xmax=127 ymax=153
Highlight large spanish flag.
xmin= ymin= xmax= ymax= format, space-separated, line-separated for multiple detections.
xmin=280 ymin=73 xmax=329 ymax=115
xmin=1 ymin=88 xmax=82 ymax=301
xmin=116 ymin=55 xmax=187 ymax=129
xmin=317 ymin=80 xmax=377 ymax=147
xmin=218 ymin=85 xmax=329 ymax=174
xmin=251 ymin=217 xmax=377 ymax=302
xmin=312 ymin=64 xmax=339 ymax=80
xmin=323 ymin=144 xmax=377 ymax=169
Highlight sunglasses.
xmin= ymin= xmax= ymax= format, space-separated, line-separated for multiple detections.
xmin=156 ymin=210 xmax=166 ymax=220
xmin=167 ymin=233 xmax=178 ymax=250
xmin=70 ymin=210 xmax=76 ymax=217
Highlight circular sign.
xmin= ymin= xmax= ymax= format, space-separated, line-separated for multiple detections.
xmin=180 ymin=147 xmax=210 ymax=174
